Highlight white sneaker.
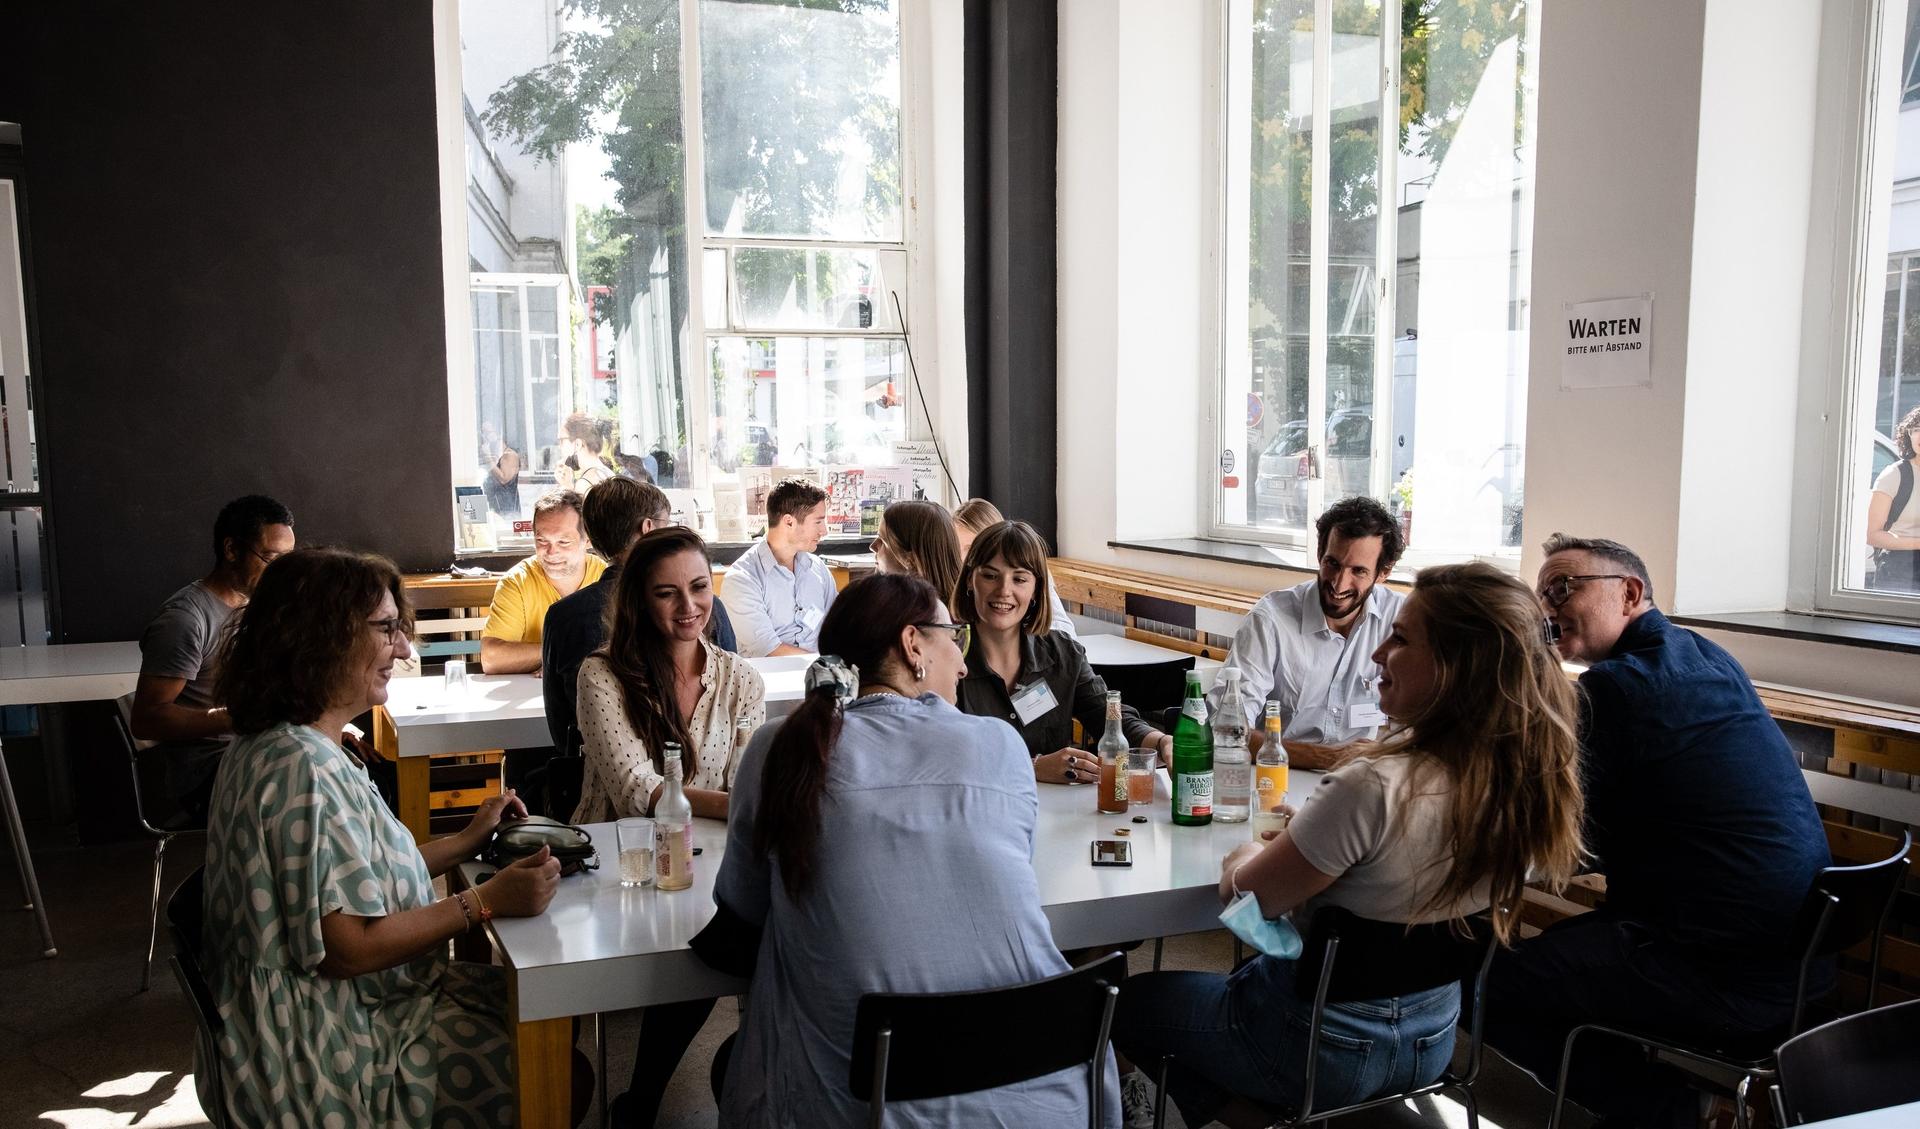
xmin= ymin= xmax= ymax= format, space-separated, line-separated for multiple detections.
xmin=1121 ymin=1070 xmax=1158 ymax=1129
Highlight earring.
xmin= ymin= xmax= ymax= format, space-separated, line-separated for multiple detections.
xmin=915 ymin=663 xmax=927 ymax=681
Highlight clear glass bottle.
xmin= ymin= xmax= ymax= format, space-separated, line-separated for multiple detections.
xmin=1171 ymin=671 xmax=1213 ymax=826
xmin=1252 ymin=700 xmax=1291 ymax=838
xmin=654 ymin=743 xmax=695 ymax=892
xmin=1096 ymin=690 xmax=1130 ymax=814
xmin=735 ymin=713 xmax=757 ymax=756
xmin=1211 ymin=667 xmax=1251 ymax=823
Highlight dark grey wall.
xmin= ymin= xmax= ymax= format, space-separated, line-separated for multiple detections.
xmin=15 ymin=2 xmax=456 ymax=644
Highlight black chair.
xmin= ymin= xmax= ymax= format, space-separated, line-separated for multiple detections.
xmin=1153 ymin=907 xmax=1500 ymax=1129
xmin=848 ymin=950 xmax=1125 ymax=1129
xmin=1771 ymin=997 xmax=1920 ymax=1125
xmin=167 ymin=867 xmax=233 ymax=1129
xmin=524 ymin=727 xmax=586 ymax=820
xmin=115 ymin=692 xmax=205 ymax=991
xmin=1547 ymin=831 xmax=1913 ymax=1129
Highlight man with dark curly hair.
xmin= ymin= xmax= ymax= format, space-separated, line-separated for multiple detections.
xmin=1209 ymin=495 xmax=1406 ymax=769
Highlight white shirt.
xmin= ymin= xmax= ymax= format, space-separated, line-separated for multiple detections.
xmin=725 ymin=538 xmax=839 ymax=657
xmin=1873 ymin=460 xmax=1919 ymax=538
xmin=1045 ymin=579 xmax=1077 ymax=640
xmin=1208 ymin=578 xmax=1405 ymax=744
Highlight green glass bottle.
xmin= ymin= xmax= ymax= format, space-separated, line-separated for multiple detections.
xmin=1171 ymin=671 xmax=1213 ymax=826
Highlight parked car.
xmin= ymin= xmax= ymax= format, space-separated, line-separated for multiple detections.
xmin=1251 ymin=411 xmax=1373 ymax=525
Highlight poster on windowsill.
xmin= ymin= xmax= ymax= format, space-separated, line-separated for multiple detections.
xmin=890 ymin=441 xmax=947 ymax=505
xmin=1561 ymin=293 xmax=1653 ymax=390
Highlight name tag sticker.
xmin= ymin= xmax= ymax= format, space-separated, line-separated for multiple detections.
xmin=1348 ymin=701 xmax=1387 ymax=729
xmin=1010 ymin=679 xmax=1060 ymax=726
xmin=797 ymin=606 xmax=826 ymax=633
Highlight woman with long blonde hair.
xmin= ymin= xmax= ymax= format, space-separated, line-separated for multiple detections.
xmin=1112 ymin=562 xmax=1584 ymax=1125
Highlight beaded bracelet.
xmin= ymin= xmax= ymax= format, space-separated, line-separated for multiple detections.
xmin=453 ymin=890 xmax=475 ymax=929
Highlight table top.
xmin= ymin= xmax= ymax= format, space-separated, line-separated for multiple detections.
xmin=460 ymin=767 xmax=1323 ymax=1021
xmin=0 ymin=641 xmax=143 ymax=706
xmin=1077 ymin=633 xmax=1199 ymax=668
xmin=382 ymin=656 xmax=813 ymax=757
xmin=1796 ymin=1103 xmax=1920 ymax=1129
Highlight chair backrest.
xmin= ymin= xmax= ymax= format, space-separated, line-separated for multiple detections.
xmin=1793 ymin=831 xmax=1911 ymax=961
xmin=849 ymin=951 xmax=1124 ymax=1106
xmin=166 ymin=868 xmax=231 ymax=1129
xmin=1294 ymin=906 xmax=1496 ymax=1005
xmin=1774 ymin=997 xmax=1920 ymax=1124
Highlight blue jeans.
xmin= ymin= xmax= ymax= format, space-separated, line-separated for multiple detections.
xmin=1113 ymin=955 xmax=1460 ymax=1127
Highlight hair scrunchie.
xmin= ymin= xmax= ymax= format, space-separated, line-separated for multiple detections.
xmin=804 ymin=655 xmax=859 ymax=706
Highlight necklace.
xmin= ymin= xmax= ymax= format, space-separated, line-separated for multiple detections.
xmin=859 ymin=680 xmax=920 ymax=700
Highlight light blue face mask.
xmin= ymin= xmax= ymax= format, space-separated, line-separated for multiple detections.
xmin=1219 ymin=892 xmax=1303 ymax=959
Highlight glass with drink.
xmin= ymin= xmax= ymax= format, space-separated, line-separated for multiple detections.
xmin=616 ymin=818 xmax=655 ymax=888
xmin=1127 ymin=748 xmax=1157 ymax=806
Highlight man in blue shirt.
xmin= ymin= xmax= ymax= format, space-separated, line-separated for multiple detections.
xmin=726 ymin=478 xmax=837 ymax=656
xmin=1485 ymin=534 xmax=1829 ymax=1129
xmin=541 ymin=478 xmax=737 ymax=751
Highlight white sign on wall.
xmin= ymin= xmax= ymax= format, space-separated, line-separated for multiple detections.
xmin=1561 ymin=293 xmax=1653 ymax=390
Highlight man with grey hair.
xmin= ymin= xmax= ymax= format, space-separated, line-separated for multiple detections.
xmin=1483 ymin=533 xmax=1829 ymax=1128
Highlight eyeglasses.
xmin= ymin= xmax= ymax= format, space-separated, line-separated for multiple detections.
xmin=250 ymin=547 xmax=288 ymax=567
xmin=916 ymin=621 xmax=971 ymax=658
xmin=367 ymin=617 xmax=408 ymax=646
xmin=1537 ymin=573 xmax=1633 ymax=610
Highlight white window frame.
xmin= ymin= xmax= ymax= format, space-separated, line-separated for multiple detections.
xmin=438 ymin=0 xmax=929 ymax=548
xmin=1798 ymin=0 xmax=1920 ymax=624
xmin=1201 ymin=0 xmax=1401 ymax=550
xmin=677 ymin=0 xmax=917 ymax=496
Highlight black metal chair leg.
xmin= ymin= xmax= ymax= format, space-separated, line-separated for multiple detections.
xmin=142 ymin=834 xmax=169 ymax=992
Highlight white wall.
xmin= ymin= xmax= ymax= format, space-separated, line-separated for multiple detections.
xmin=1671 ymin=0 xmax=1821 ymax=613
xmin=1055 ymin=0 xmax=1920 ymax=706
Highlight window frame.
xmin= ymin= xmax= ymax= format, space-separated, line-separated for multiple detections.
xmin=676 ymin=0 xmax=917 ymax=497
xmin=1800 ymin=0 xmax=1920 ymax=625
xmin=1200 ymin=0 xmax=1405 ymax=551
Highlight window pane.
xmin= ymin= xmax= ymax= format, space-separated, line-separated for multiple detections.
xmin=1228 ymin=0 xmax=1315 ymax=533
xmin=700 ymin=0 xmax=904 ymax=241
xmin=459 ymin=0 xmax=694 ymax=549
xmin=708 ymin=336 xmax=907 ymax=475
xmin=1391 ymin=0 xmax=1535 ymax=553
xmin=730 ymin=247 xmax=904 ymax=332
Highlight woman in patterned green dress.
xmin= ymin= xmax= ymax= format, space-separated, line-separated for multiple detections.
xmin=201 ymin=548 xmax=562 ymax=1127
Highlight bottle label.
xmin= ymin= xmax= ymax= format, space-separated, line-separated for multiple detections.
xmin=1174 ymin=771 xmax=1213 ymax=817
xmin=655 ymin=823 xmax=693 ymax=882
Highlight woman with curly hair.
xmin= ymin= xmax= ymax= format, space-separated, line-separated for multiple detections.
xmin=200 ymin=548 xmax=562 ymax=1127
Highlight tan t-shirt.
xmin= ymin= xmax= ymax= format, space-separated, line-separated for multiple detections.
xmin=1287 ymin=751 xmax=1487 ymax=925
xmin=571 ymin=640 xmax=766 ymax=823
xmin=1872 ymin=461 xmax=1919 ymax=538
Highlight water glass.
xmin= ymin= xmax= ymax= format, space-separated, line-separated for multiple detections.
xmin=444 ymin=658 xmax=469 ymax=696
xmin=1127 ymin=748 xmax=1158 ymax=806
xmin=617 ymin=818 xmax=655 ymax=888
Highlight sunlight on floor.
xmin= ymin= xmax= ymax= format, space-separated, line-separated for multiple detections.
xmin=1410 ymin=1091 xmax=1510 ymax=1129
xmin=42 ymin=1073 xmax=208 ymax=1129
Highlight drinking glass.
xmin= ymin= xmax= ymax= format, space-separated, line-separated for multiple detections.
xmin=444 ymin=658 xmax=469 ymax=696
xmin=1127 ymin=748 xmax=1158 ymax=806
xmin=617 ymin=818 xmax=655 ymax=888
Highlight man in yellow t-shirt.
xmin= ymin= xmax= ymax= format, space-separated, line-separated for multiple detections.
xmin=481 ymin=489 xmax=607 ymax=675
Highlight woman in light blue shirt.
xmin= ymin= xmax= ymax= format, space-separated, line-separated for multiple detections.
xmin=714 ymin=573 xmax=1118 ymax=1127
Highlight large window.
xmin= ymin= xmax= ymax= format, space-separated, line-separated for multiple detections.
xmin=1211 ymin=0 xmax=1535 ymax=561
xmin=1816 ymin=0 xmax=1920 ymax=619
xmin=453 ymin=0 xmax=913 ymax=550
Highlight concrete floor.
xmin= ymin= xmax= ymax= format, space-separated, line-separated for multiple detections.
xmin=0 ymin=831 xmax=1587 ymax=1129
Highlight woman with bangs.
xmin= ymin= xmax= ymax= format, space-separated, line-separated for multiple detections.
xmin=1110 ymin=562 xmax=1586 ymax=1127
xmin=200 ymin=548 xmax=562 ymax=1127
xmin=953 ymin=520 xmax=1173 ymax=784
xmin=871 ymin=499 xmax=963 ymax=607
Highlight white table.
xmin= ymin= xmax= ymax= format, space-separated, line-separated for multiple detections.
xmin=460 ymin=768 xmax=1323 ymax=1128
xmin=376 ymin=657 xmax=813 ymax=839
xmin=0 ymin=641 xmax=143 ymax=957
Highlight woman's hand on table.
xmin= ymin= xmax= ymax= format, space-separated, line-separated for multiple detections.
xmin=1034 ymin=747 xmax=1097 ymax=784
xmin=480 ymin=846 xmax=561 ymax=918
xmin=1218 ymin=840 xmax=1266 ymax=906
xmin=457 ymin=789 xmax=528 ymax=854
